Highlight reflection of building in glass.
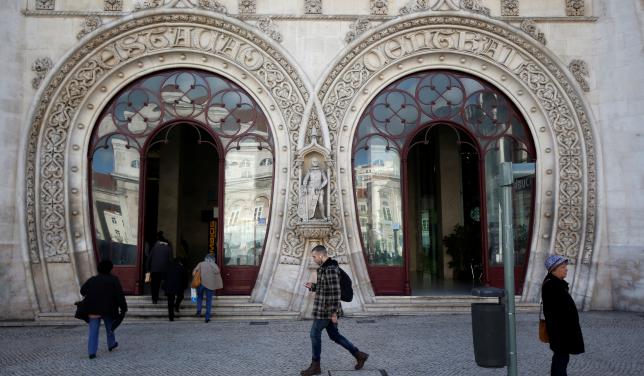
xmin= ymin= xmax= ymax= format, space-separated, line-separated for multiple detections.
xmin=223 ymin=144 xmax=272 ymax=266
xmin=92 ymin=138 xmax=140 ymax=265
xmin=354 ymin=145 xmax=403 ymax=266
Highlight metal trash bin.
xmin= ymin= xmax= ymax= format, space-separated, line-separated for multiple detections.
xmin=471 ymin=287 xmax=506 ymax=367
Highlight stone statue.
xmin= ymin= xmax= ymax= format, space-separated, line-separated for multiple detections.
xmin=298 ymin=158 xmax=328 ymax=220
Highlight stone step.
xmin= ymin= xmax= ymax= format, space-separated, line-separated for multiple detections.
xmin=357 ymin=295 xmax=538 ymax=316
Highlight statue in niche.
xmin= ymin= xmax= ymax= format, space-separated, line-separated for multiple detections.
xmin=298 ymin=157 xmax=328 ymax=221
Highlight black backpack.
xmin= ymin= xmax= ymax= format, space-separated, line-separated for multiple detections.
xmin=338 ymin=267 xmax=353 ymax=302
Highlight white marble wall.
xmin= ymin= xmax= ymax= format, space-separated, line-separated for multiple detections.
xmin=0 ymin=0 xmax=33 ymax=319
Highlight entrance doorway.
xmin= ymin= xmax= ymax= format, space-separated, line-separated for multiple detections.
xmin=406 ymin=125 xmax=483 ymax=295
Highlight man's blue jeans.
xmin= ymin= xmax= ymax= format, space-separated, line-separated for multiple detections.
xmin=196 ymin=285 xmax=214 ymax=320
xmin=88 ymin=317 xmax=116 ymax=356
xmin=310 ymin=319 xmax=358 ymax=361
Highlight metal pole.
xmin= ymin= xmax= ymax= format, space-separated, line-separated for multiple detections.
xmin=500 ymin=162 xmax=518 ymax=376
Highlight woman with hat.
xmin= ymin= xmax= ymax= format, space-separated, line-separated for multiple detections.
xmin=542 ymin=255 xmax=585 ymax=375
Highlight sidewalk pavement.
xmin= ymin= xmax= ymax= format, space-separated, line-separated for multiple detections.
xmin=1 ymin=311 xmax=642 ymax=375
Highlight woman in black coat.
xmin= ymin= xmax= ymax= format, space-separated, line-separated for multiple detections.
xmin=163 ymin=258 xmax=189 ymax=321
xmin=80 ymin=260 xmax=128 ymax=359
xmin=542 ymin=255 xmax=585 ymax=376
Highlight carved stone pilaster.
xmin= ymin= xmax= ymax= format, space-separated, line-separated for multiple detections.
xmin=345 ymin=18 xmax=371 ymax=44
xmin=566 ymin=0 xmax=584 ymax=16
xmin=257 ymin=17 xmax=282 ymax=43
xmin=501 ymin=0 xmax=519 ymax=16
xmin=370 ymin=0 xmax=388 ymax=15
xmin=461 ymin=0 xmax=490 ymax=16
xmin=569 ymin=60 xmax=590 ymax=92
xmin=104 ymin=0 xmax=123 ymax=11
xmin=31 ymin=57 xmax=52 ymax=90
xmin=239 ymin=0 xmax=256 ymax=15
xmin=305 ymin=0 xmax=322 ymax=14
xmin=77 ymin=16 xmax=102 ymax=40
xmin=35 ymin=0 xmax=54 ymax=10
xmin=520 ymin=19 xmax=546 ymax=45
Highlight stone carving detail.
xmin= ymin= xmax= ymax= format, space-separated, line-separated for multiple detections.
xmin=35 ymin=0 xmax=54 ymax=10
xmin=104 ymin=0 xmax=123 ymax=11
xmin=345 ymin=18 xmax=371 ymax=44
xmin=566 ymin=0 xmax=584 ymax=16
xmin=257 ymin=17 xmax=283 ymax=43
xmin=239 ymin=0 xmax=256 ymax=14
xmin=27 ymin=15 xmax=308 ymax=265
xmin=520 ymin=19 xmax=546 ymax=45
xmin=77 ymin=16 xmax=102 ymax=40
xmin=370 ymin=0 xmax=388 ymax=15
xmin=31 ymin=57 xmax=52 ymax=90
xmin=501 ymin=0 xmax=519 ymax=16
xmin=305 ymin=0 xmax=322 ymax=14
xmin=136 ymin=0 xmax=228 ymax=13
xmin=298 ymin=158 xmax=328 ymax=221
xmin=569 ymin=59 xmax=590 ymax=92
xmin=318 ymin=16 xmax=597 ymax=265
xmin=400 ymin=0 xmax=459 ymax=14
xmin=461 ymin=0 xmax=490 ymax=16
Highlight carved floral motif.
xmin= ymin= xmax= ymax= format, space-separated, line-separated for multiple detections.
xmin=31 ymin=57 xmax=52 ymax=90
xmin=370 ymin=0 xmax=388 ymax=15
xmin=461 ymin=0 xmax=490 ymax=16
xmin=77 ymin=16 xmax=102 ymax=40
xmin=569 ymin=59 xmax=590 ymax=92
xmin=257 ymin=17 xmax=283 ymax=43
xmin=400 ymin=0 xmax=459 ymax=14
xmin=345 ymin=18 xmax=371 ymax=44
xmin=239 ymin=0 xmax=256 ymax=14
xmin=135 ymin=0 xmax=227 ymax=12
xmin=104 ymin=0 xmax=123 ymax=11
xmin=305 ymin=0 xmax=322 ymax=14
xmin=501 ymin=0 xmax=519 ymax=16
xmin=35 ymin=0 xmax=54 ymax=10
xmin=566 ymin=0 xmax=584 ymax=16
xmin=520 ymin=19 xmax=546 ymax=45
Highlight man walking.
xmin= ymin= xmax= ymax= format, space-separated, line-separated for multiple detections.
xmin=301 ymin=245 xmax=368 ymax=376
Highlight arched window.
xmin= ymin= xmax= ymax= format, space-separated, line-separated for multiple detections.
xmin=353 ymin=70 xmax=535 ymax=295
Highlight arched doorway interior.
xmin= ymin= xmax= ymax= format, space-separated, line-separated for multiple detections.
xmin=352 ymin=70 xmax=536 ymax=295
xmin=89 ymin=69 xmax=274 ymax=295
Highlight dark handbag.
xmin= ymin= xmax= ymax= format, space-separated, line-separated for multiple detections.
xmin=539 ymin=302 xmax=549 ymax=343
xmin=74 ymin=298 xmax=89 ymax=323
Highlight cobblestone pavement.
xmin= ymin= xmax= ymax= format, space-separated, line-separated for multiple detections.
xmin=1 ymin=311 xmax=643 ymax=375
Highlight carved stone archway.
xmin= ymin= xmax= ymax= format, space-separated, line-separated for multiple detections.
xmin=317 ymin=11 xmax=600 ymax=308
xmin=22 ymin=9 xmax=311 ymax=313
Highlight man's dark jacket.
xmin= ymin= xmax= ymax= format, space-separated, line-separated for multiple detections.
xmin=80 ymin=273 xmax=128 ymax=318
xmin=147 ymin=241 xmax=172 ymax=273
xmin=542 ymin=273 xmax=585 ymax=354
xmin=309 ymin=258 xmax=343 ymax=319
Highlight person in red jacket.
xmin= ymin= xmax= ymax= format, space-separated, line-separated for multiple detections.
xmin=542 ymin=255 xmax=585 ymax=375
xmin=80 ymin=260 xmax=128 ymax=359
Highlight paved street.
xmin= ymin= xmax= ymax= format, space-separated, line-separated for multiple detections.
xmin=1 ymin=311 xmax=642 ymax=375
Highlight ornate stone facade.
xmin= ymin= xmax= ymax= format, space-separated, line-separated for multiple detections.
xmin=31 ymin=57 xmax=52 ymax=90
xmin=569 ymin=59 xmax=590 ymax=92
xmin=566 ymin=0 xmax=585 ymax=16
xmin=461 ymin=0 xmax=490 ymax=16
xmin=257 ymin=17 xmax=282 ymax=42
xmin=521 ymin=19 xmax=547 ymax=45
xmin=76 ymin=16 xmax=102 ymax=40
xmin=35 ymin=0 xmax=54 ymax=10
xmin=501 ymin=0 xmax=519 ymax=16
xmin=400 ymin=0 xmax=459 ymax=14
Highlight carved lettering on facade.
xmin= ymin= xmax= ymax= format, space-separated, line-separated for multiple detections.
xmin=370 ymin=0 xmax=388 ymax=15
xmin=501 ymin=0 xmax=519 ymax=16
xmin=566 ymin=0 xmax=584 ymax=16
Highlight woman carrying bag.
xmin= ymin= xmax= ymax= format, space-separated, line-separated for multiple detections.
xmin=192 ymin=254 xmax=223 ymax=323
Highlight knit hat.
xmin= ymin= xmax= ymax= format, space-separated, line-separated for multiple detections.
xmin=544 ymin=255 xmax=568 ymax=272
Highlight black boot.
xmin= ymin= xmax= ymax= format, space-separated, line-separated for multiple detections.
xmin=354 ymin=351 xmax=369 ymax=370
xmin=300 ymin=360 xmax=321 ymax=376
